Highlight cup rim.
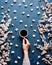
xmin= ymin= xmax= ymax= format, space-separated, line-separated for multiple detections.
xmin=19 ymin=29 xmax=28 ymax=38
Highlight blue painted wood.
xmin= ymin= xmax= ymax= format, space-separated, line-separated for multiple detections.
xmin=0 ymin=0 xmax=52 ymax=65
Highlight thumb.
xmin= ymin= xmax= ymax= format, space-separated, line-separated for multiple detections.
xmin=23 ymin=39 xmax=25 ymax=45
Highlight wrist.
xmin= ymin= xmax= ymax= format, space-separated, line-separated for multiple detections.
xmin=24 ymin=50 xmax=29 ymax=60
xmin=24 ymin=50 xmax=28 ymax=54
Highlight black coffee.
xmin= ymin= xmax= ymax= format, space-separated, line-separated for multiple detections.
xmin=20 ymin=30 xmax=27 ymax=37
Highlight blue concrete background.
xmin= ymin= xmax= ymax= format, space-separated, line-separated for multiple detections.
xmin=0 ymin=0 xmax=52 ymax=65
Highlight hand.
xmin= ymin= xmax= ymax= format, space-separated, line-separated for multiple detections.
xmin=23 ymin=38 xmax=30 ymax=53
xmin=23 ymin=38 xmax=30 ymax=60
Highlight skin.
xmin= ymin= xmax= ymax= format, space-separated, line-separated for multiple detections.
xmin=22 ymin=38 xmax=30 ymax=60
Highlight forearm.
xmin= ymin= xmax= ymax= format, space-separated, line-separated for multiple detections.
xmin=23 ymin=51 xmax=30 ymax=65
xmin=23 ymin=59 xmax=30 ymax=65
xmin=24 ymin=51 xmax=29 ymax=59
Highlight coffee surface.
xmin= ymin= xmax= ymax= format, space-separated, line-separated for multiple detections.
xmin=20 ymin=30 xmax=27 ymax=37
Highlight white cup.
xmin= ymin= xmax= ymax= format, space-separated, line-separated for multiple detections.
xmin=19 ymin=29 xmax=28 ymax=38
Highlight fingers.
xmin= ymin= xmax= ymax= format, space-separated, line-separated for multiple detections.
xmin=23 ymin=38 xmax=27 ymax=44
xmin=24 ymin=38 xmax=30 ymax=45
